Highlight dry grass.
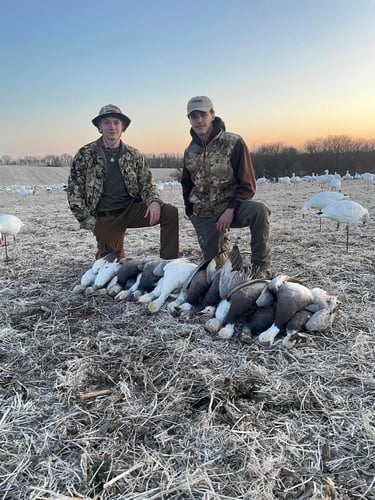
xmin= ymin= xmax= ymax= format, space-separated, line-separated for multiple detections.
xmin=0 ymin=170 xmax=374 ymax=499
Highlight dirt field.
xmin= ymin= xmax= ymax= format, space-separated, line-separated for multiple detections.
xmin=0 ymin=165 xmax=177 ymax=186
xmin=0 ymin=168 xmax=374 ymax=499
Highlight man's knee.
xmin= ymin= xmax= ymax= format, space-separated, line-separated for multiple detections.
xmin=254 ymin=201 xmax=271 ymax=218
xmin=161 ymin=203 xmax=178 ymax=221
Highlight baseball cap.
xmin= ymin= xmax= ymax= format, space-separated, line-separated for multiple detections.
xmin=92 ymin=104 xmax=131 ymax=128
xmin=187 ymin=96 xmax=214 ymax=116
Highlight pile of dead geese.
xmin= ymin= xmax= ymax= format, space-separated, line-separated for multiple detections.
xmin=73 ymin=246 xmax=340 ymax=348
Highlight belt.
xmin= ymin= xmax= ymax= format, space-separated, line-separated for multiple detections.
xmin=96 ymin=207 xmax=125 ymax=217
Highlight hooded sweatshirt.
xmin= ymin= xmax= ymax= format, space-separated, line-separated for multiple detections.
xmin=181 ymin=117 xmax=256 ymax=217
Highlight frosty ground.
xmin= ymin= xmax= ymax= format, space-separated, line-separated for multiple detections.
xmin=0 ymin=167 xmax=374 ymax=499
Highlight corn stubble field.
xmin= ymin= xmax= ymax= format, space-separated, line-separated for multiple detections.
xmin=0 ymin=166 xmax=374 ymax=500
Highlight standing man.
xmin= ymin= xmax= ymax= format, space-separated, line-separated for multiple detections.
xmin=68 ymin=104 xmax=179 ymax=260
xmin=181 ymin=96 xmax=271 ymax=278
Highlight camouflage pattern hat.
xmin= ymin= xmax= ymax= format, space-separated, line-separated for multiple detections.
xmin=92 ymin=104 xmax=131 ymax=128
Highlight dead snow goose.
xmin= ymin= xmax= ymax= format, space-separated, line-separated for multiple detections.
xmin=115 ymin=257 xmax=166 ymax=301
xmin=282 ymin=287 xmax=340 ymax=347
xmin=73 ymin=252 xmax=119 ymax=294
xmin=257 ymin=279 xmax=314 ymax=348
xmin=281 ymin=310 xmax=314 ymax=348
xmin=167 ymin=256 xmax=218 ymax=315
xmin=305 ymin=303 xmax=340 ymax=332
xmin=139 ymin=258 xmax=197 ymax=313
xmin=215 ymin=279 xmax=270 ymax=340
xmin=240 ymin=305 xmax=276 ymax=344
xmin=106 ymin=258 xmax=145 ymax=297
xmin=90 ymin=258 xmax=122 ymax=293
xmin=204 ymin=246 xmax=245 ymax=334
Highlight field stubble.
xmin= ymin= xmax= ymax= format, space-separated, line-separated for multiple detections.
xmin=0 ymin=169 xmax=374 ymax=499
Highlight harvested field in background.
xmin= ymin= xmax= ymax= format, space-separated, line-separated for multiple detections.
xmin=0 ymin=168 xmax=374 ymax=499
xmin=0 ymin=166 xmax=177 ymax=187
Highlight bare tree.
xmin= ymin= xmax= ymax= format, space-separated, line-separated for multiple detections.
xmin=0 ymin=155 xmax=12 ymax=165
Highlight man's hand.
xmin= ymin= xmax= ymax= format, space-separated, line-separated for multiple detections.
xmin=145 ymin=201 xmax=161 ymax=226
xmin=216 ymin=208 xmax=234 ymax=233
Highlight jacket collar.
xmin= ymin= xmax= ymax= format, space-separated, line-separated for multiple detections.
xmin=189 ymin=116 xmax=225 ymax=147
xmin=96 ymin=137 xmax=126 ymax=156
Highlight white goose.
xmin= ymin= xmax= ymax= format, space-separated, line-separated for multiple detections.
xmin=301 ymin=191 xmax=349 ymax=231
xmin=361 ymin=172 xmax=375 ymax=189
xmin=301 ymin=191 xmax=349 ymax=217
xmin=0 ymin=214 xmax=24 ymax=262
xmin=73 ymin=252 xmax=119 ymax=294
xmin=314 ymin=200 xmax=369 ymax=251
xmin=138 ymin=258 xmax=197 ymax=313
xmin=329 ymin=177 xmax=341 ymax=192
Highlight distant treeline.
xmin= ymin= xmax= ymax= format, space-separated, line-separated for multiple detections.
xmin=251 ymin=135 xmax=375 ymax=178
xmin=0 ymin=154 xmax=73 ymax=167
xmin=1 ymin=135 xmax=374 ymax=177
xmin=147 ymin=136 xmax=375 ymax=178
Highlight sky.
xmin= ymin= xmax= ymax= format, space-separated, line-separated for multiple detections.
xmin=1 ymin=0 xmax=374 ymax=158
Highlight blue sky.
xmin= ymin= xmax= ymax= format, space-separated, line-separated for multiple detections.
xmin=1 ymin=0 xmax=374 ymax=157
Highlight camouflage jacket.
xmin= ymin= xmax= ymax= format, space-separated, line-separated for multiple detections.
xmin=67 ymin=138 xmax=162 ymax=230
xmin=181 ymin=117 xmax=256 ymax=217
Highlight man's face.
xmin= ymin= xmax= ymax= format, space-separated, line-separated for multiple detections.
xmin=99 ymin=116 xmax=124 ymax=143
xmin=188 ymin=110 xmax=214 ymax=141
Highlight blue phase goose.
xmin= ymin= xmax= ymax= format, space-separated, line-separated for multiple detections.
xmin=257 ymin=276 xmax=314 ymax=348
xmin=214 ymin=278 xmax=270 ymax=340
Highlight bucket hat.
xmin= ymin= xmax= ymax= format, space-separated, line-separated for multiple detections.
xmin=92 ymin=104 xmax=131 ymax=128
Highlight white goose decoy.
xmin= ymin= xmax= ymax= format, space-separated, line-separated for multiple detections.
xmin=256 ymin=176 xmax=269 ymax=185
xmin=290 ymin=173 xmax=301 ymax=184
xmin=278 ymin=176 xmax=291 ymax=187
xmin=301 ymin=191 xmax=349 ymax=218
xmin=16 ymin=185 xmax=36 ymax=198
xmin=0 ymin=214 xmax=24 ymax=262
xmin=361 ymin=172 xmax=375 ymax=188
xmin=301 ymin=191 xmax=350 ymax=231
xmin=315 ymin=172 xmax=330 ymax=188
xmin=342 ymin=170 xmax=353 ymax=181
xmin=314 ymin=200 xmax=369 ymax=251
xmin=329 ymin=177 xmax=341 ymax=192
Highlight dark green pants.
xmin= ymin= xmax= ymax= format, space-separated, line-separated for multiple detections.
xmin=190 ymin=200 xmax=271 ymax=269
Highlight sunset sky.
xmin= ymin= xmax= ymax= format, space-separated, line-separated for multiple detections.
xmin=1 ymin=0 xmax=374 ymax=158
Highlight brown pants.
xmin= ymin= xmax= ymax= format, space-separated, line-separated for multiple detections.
xmin=94 ymin=201 xmax=179 ymax=260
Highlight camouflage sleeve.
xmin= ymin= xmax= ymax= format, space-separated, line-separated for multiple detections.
xmin=67 ymin=151 xmax=96 ymax=230
xmin=135 ymin=152 xmax=163 ymax=206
